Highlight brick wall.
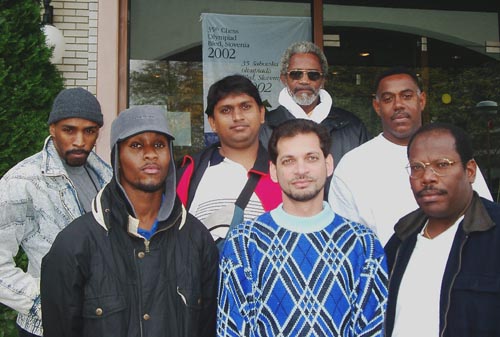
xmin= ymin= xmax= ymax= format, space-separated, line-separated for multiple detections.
xmin=50 ymin=0 xmax=98 ymax=94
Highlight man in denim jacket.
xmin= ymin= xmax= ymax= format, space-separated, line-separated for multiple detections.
xmin=0 ymin=88 xmax=112 ymax=337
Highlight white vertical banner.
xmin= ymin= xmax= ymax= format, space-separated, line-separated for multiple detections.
xmin=202 ymin=13 xmax=311 ymax=141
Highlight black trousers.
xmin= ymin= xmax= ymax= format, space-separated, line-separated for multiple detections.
xmin=17 ymin=325 xmax=39 ymax=337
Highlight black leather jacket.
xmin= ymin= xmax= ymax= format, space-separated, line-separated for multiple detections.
xmin=41 ymin=179 xmax=219 ymax=337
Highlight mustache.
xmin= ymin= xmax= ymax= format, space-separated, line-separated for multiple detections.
xmin=66 ymin=149 xmax=90 ymax=156
xmin=293 ymin=85 xmax=315 ymax=94
xmin=140 ymin=163 xmax=160 ymax=170
xmin=415 ymin=185 xmax=447 ymax=198
xmin=231 ymin=123 xmax=249 ymax=128
xmin=291 ymin=175 xmax=315 ymax=183
xmin=391 ymin=111 xmax=411 ymax=120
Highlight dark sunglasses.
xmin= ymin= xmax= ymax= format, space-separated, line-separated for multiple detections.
xmin=286 ymin=70 xmax=323 ymax=81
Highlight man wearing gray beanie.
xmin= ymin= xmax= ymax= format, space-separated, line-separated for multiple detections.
xmin=41 ymin=105 xmax=218 ymax=337
xmin=0 ymin=87 xmax=112 ymax=337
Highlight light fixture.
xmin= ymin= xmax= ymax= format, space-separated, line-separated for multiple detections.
xmin=485 ymin=41 xmax=500 ymax=54
xmin=42 ymin=0 xmax=65 ymax=64
xmin=420 ymin=37 xmax=427 ymax=52
xmin=324 ymin=34 xmax=340 ymax=47
xmin=475 ymin=101 xmax=498 ymax=115
xmin=42 ymin=0 xmax=53 ymax=24
xmin=359 ymin=52 xmax=370 ymax=57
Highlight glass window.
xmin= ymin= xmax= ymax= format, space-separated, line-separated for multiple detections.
xmin=129 ymin=1 xmax=500 ymax=199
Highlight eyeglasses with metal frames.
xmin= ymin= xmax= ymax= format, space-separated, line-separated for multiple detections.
xmin=286 ymin=70 xmax=324 ymax=81
xmin=405 ymin=158 xmax=459 ymax=179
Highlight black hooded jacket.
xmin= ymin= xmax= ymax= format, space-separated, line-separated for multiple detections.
xmin=41 ymin=178 xmax=219 ymax=337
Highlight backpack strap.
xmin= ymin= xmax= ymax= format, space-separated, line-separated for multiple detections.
xmin=217 ymin=145 xmax=267 ymax=251
xmin=235 ymin=142 xmax=268 ymax=209
xmin=235 ymin=171 xmax=260 ymax=209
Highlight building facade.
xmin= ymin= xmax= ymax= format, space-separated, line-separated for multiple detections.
xmin=46 ymin=0 xmax=500 ymax=200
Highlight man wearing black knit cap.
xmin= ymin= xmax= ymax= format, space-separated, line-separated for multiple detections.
xmin=0 ymin=87 xmax=111 ymax=337
xmin=41 ymin=105 xmax=218 ymax=337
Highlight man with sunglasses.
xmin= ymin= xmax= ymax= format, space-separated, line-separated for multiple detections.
xmin=384 ymin=122 xmax=500 ymax=337
xmin=260 ymin=41 xmax=369 ymax=174
xmin=328 ymin=67 xmax=492 ymax=245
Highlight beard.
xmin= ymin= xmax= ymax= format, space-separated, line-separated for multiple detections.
xmin=133 ymin=181 xmax=165 ymax=193
xmin=288 ymin=86 xmax=320 ymax=106
xmin=64 ymin=149 xmax=90 ymax=167
xmin=282 ymin=176 xmax=325 ymax=202
xmin=283 ymin=187 xmax=322 ymax=202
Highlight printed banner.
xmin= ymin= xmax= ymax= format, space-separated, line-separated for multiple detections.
xmin=202 ymin=13 xmax=311 ymax=140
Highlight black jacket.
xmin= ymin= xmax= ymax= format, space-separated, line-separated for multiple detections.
xmin=41 ymin=179 xmax=219 ymax=337
xmin=385 ymin=193 xmax=500 ymax=337
xmin=259 ymin=105 xmax=369 ymax=165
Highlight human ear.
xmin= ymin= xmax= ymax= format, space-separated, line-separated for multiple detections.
xmin=466 ymin=159 xmax=477 ymax=184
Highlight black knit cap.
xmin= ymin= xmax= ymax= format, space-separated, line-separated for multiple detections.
xmin=47 ymin=87 xmax=103 ymax=126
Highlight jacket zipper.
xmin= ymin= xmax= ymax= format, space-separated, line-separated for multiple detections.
xmin=142 ymin=216 xmax=178 ymax=251
xmin=386 ymin=245 xmax=402 ymax=335
xmin=440 ymin=234 xmax=468 ymax=337
xmin=177 ymin=286 xmax=188 ymax=306
xmin=133 ymin=247 xmax=145 ymax=337
xmin=135 ymin=212 xmax=182 ymax=335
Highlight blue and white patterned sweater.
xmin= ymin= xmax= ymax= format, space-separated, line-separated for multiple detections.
xmin=217 ymin=203 xmax=388 ymax=337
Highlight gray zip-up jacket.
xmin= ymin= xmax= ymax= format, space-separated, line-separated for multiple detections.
xmin=0 ymin=136 xmax=111 ymax=335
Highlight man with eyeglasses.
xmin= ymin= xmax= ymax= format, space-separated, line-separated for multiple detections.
xmin=259 ymin=41 xmax=369 ymax=176
xmin=328 ymin=67 xmax=492 ymax=245
xmin=384 ymin=122 xmax=500 ymax=337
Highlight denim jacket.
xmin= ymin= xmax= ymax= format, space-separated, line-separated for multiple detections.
xmin=0 ymin=136 xmax=112 ymax=335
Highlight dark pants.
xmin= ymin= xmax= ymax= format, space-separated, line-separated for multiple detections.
xmin=17 ymin=325 xmax=39 ymax=337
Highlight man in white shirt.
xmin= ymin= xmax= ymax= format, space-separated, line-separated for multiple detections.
xmin=328 ymin=67 xmax=492 ymax=245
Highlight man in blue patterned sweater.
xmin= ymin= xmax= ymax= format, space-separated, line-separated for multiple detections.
xmin=217 ymin=119 xmax=388 ymax=337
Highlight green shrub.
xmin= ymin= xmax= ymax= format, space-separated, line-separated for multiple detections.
xmin=0 ymin=0 xmax=63 ymax=335
xmin=0 ymin=0 xmax=63 ymax=177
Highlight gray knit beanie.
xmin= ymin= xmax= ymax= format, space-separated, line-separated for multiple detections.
xmin=48 ymin=87 xmax=103 ymax=126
